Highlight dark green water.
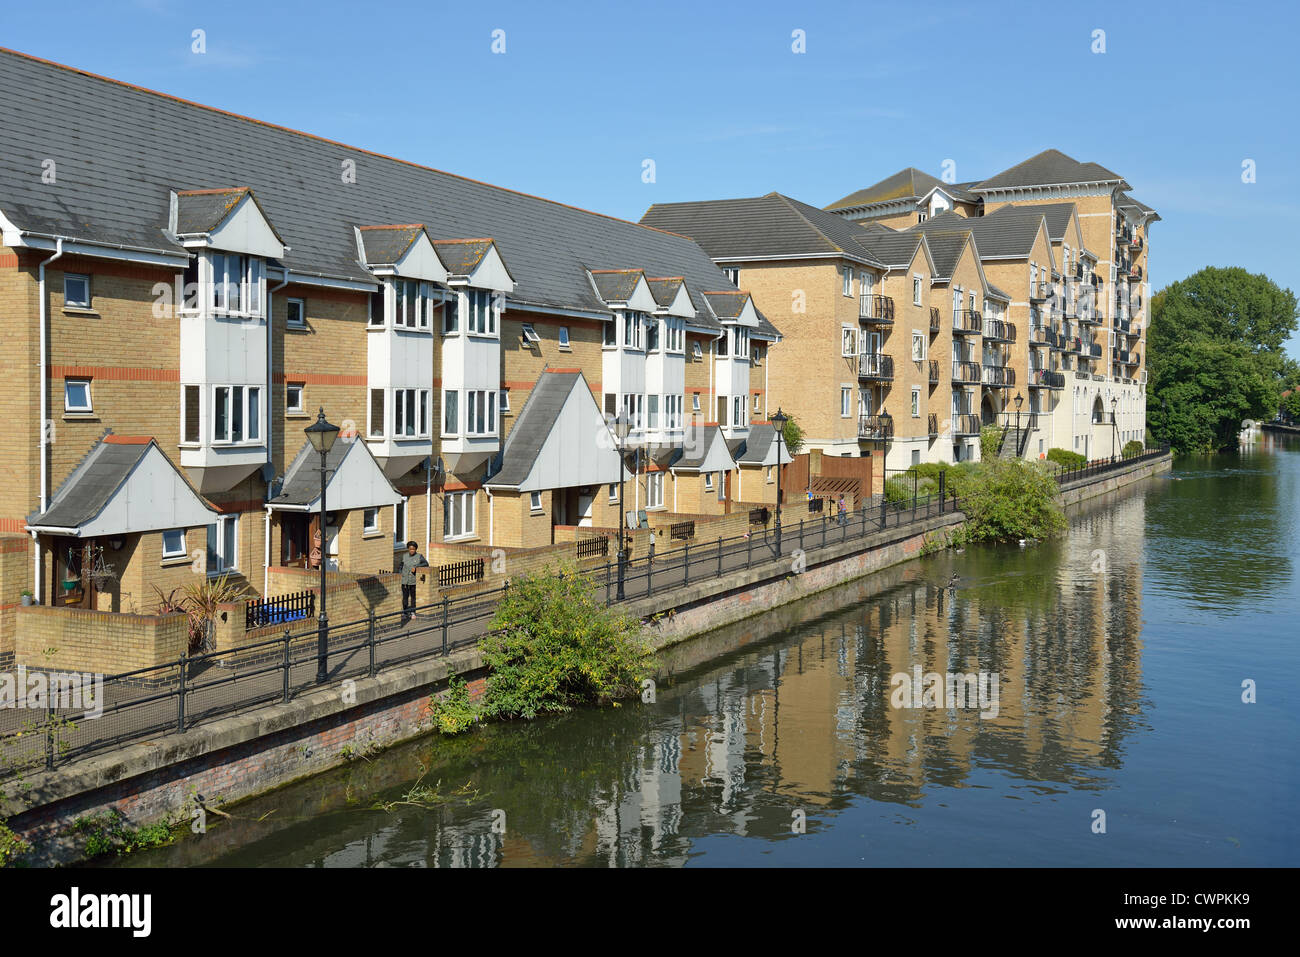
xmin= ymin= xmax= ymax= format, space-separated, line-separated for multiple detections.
xmin=116 ymin=438 xmax=1300 ymax=867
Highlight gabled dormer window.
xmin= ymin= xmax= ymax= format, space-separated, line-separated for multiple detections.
xmin=466 ymin=289 xmax=497 ymax=335
xmin=393 ymin=279 xmax=435 ymax=330
xmin=210 ymin=252 xmax=262 ymax=316
xmin=622 ymin=311 xmax=644 ymax=349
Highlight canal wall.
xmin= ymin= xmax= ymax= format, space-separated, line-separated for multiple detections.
xmin=2 ymin=453 xmax=1170 ymax=865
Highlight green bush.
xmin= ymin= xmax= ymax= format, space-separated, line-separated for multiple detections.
xmin=885 ymin=473 xmax=940 ymax=504
xmin=1046 ymin=447 xmax=1086 ymax=469
xmin=480 ymin=567 xmax=653 ymax=720
xmin=73 ymin=810 xmax=176 ymax=858
xmin=954 ymin=459 xmax=1067 ymax=544
xmin=0 ymin=823 xmax=29 ymax=867
xmin=1122 ymin=439 xmax=1145 ymax=458
xmin=979 ymin=424 xmax=1002 ymax=460
xmin=429 ymin=672 xmax=481 ymax=735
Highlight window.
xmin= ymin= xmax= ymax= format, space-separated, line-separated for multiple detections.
xmin=160 ymin=528 xmax=187 ymax=561
xmin=183 ymin=386 xmax=200 ymax=443
xmin=717 ymin=329 xmax=729 ymax=357
xmin=207 ymin=515 xmax=238 ymax=574
xmin=602 ymin=319 xmax=616 ymax=347
xmin=212 ymin=385 xmax=260 ymax=442
xmin=647 ymin=394 xmax=659 ymax=429
xmin=843 ymin=267 xmax=853 ymax=297
xmin=64 ymin=378 xmax=92 ymax=413
xmin=530 ymin=491 xmax=543 ymax=511
xmin=393 ymin=279 xmax=434 ymax=329
xmin=286 ymin=297 xmax=305 ymax=328
xmin=500 ymin=389 xmax=510 ymax=414
xmin=913 ymin=275 xmax=923 ymax=305
xmin=765 ymin=466 xmax=774 ymax=484
xmin=210 ymin=252 xmax=261 ymax=315
xmin=911 ymin=449 xmax=921 ymax=466
xmin=370 ymin=389 xmax=386 ymax=438
xmin=393 ymin=389 xmax=431 ymax=438
xmin=647 ymin=472 xmax=664 ymax=509
xmin=692 ymin=393 xmax=701 ymax=412
xmin=558 ymin=326 xmax=571 ymax=349
xmin=692 ymin=341 xmax=703 ymax=360
xmin=753 ymin=393 xmax=761 ymax=413
xmin=620 ymin=393 xmax=645 ymax=431
xmin=64 ymin=274 xmax=90 ymax=308
xmin=286 ymin=383 xmax=304 ymax=413
xmin=646 ymin=318 xmax=660 ymax=352
xmin=842 ymin=326 xmax=856 ymax=357
xmin=369 ymin=289 xmax=385 ymax=327
xmin=704 ymin=472 xmax=714 ymax=491
xmin=841 ymin=388 xmax=852 ymax=417
xmin=443 ymin=491 xmax=476 ymax=540
xmin=732 ymin=395 xmax=744 ymax=427
xmin=363 ymin=508 xmax=379 ymax=534
xmin=521 ymin=323 xmax=541 ymax=344
xmin=664 ymin=395 xmax=683 ymax=430
xmin=467 ymin=289 xmax=497 ymax=335
xmin=466 ymin=390 xmax=497 ymax=435
xmin=667 ymin=319 xmax=684 ymax=352
xmin=394 ymin=500 xmax=406 ymax=546
xmin=911 ymin=388 xmax=921 ymax=418
xmin=443 ymin=294 xmax=460 ymax=334
xmin=609 ymin=483 xmax=619 ymax=503
xmin=623 ymin=311 xmax=644 ymax=349
xmin=912 ymin=331 xmax=926 ymax=362
xmin=723 ymin=266 xmax=739 ymax=285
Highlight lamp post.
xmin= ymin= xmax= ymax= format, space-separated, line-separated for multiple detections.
xmin=1013 ymin=391 xmax=1024 ymax=457
xmin=613 ymin=413 xmax=630 ymax=601
xmin=305 ymin=408 xmax=340 ymax=684
xmin=1110 ymin=396 xmax=1119 ymax=463
xmin=770 ymin=408 xmax=788 ymax=555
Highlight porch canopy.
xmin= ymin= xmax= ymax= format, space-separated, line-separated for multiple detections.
xmin=268 ymin=437 xmax=403 ymax=512
xmin=670 ymin=424 xmax=736 ymax=474
xmin=26 ymin=431 xmax=217 ymax=536
xmin=485 ymin=370 xmax=623 ymax=492
xmin=731 ymin=423 xmax=787 ymax=468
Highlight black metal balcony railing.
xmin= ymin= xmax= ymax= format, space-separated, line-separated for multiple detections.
xmin=1089 ymin=341 xmax=1103 ymax=358
xmin=1048 ymin=330 xmax=1064 ymax=351
xmin=929 ymin=306 xmax=941 ymax=333
xmin=982 ymin=319 xmax=1017 ymax=343
xmin=1114 ymin=316 xmax=1131 ymax=334
xmin=927 ymin=412 xmax=939 ymax=437
xmin=1117 ymin=349 xmax=1131 ymax=364
xmin=982 ymin=365 xmax=1015 ymax=388
xmin=953 ymin=310 xmax=983 ymax=334
xmin=953 ymin=413 xmax=981 ymax=436
xmin=1029 ymin=281 xmax=1049 ymax=301
xmin=928 ymin=358 xmax=940 ymax=384
xmin=858 ymin=352 xmax=894 ymax=380
xmin=1065 ymin=335 xmax=1083 ymax=354
xmin=1030 ymin=324 xmax=1051 ymax=346
xmin=1028 ymin=369 xmax=1066 ymax=389
xmin=859 ymin=294 xmax=895 ymax=324
xmin=1126 ymin=351 xmax=1141 ymax=366
xmin=952 ymin=360 xmax=982 ymax=384
xmin=858 ymin=413 xmax=894 ymax=440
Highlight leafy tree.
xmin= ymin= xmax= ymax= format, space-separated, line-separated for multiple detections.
xmin=1148 ymin=267 xmax=1298 ymax=452
xmin=780 ymin=414 xmax=805 ymax=456
xmin=954 ymin=459 xmax=1067 ymax=545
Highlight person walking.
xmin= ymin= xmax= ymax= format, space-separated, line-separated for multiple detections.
xmin=837 ymin=494 xmax=848 ymax=526
xmin=400 ymin=540 xmax=429 ymax=624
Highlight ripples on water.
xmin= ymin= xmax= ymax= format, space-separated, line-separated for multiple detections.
xmin=115 ymin=436 xmax=1300 ymax=869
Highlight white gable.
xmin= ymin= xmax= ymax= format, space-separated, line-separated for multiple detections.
xmin=624 ymin=275 xmax=660 ymax=314
xmin=736 ymin=297 xmax=759 ymax=328
xmin=662 ymin=283 xmax=696 ymax=318
xmin=82 ymin=444 xmax=216 ymax=537
xmin=394 ymin=233 xmax=448 ymax=282
xmin=675 ymin=429 xmax=736 ymax=474
xmin=466 ymin=243 xmax=515 ymax=293
xmin=513 ymin=380 xmax=623 ymax=492
xmin=308 ymin=442 xmax=402 ymax=512
xmin=208 ymin=193 xmax=285 ymax=259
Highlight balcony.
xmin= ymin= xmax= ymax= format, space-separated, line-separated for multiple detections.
xmin=952 ymin=360 xmax=981 ymax=384
xmin=1125 ymin=351 xmax=1141 ymax=366
xmin=982 ymin=365 xmax=1015 ymax=388
xmin=1030 ymin=324 xmax=1051 ymax=346
xmin=858 ymin=352 xmax=894 ymax=380
xmin=1064 ymin=335 xmax=1084 ymax=354
xmin=1029 ymin=281 xmax=1050 ymax=302
xmin=858 ymin=413 xmax=894 ymax=440
xmin=929 ymin=306 xmax=941 ymax=334
xmin=859 ymin=294 xmax=895 ymax=324
xmin=927 ymin=412 xmax=939 ymax=437
xmin=1048 ymin=330 xmax=1065 ymax=351
xmin=928 ymin=358 xmax=940 ymax=385
xmin=953 ymin=414 xmax=981 ymax=436
xmin=982 ymin=318 xmax=1017 ymax=343
xmin=1114 ymin=316 xmax=1131 ymax=334
xmin=1028 ymin=369 xmax=1065 ymax=390
xmin=1127 ymin=321 xmax=1143 ymax=338
xmin=1089 ymin=341 xmax=1103 ymax=359
xmin=1117 ymin=348 xmax=1131 ymax=364
xmin=953 ymin=310 xmax=983 ymax=335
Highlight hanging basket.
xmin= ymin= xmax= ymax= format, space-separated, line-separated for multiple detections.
xmin=62 ymin=578 xmax=80 ymax=592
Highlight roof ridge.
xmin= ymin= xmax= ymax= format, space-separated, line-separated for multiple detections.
xmin=771 ymin=193 xmax=845 ymax=255
xmin=0 ymin=46 xmax=700 ymax=245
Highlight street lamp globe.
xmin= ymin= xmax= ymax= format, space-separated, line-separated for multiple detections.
xmin=305 ymin=408 xmax=340 ymax=455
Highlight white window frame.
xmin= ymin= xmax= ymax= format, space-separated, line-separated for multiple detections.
xmin=911 ymin=388 xmax=921 ymax=418
xmin=529 ymin=491 xmax=543 ymax=512
xmin=843 ymin=266 xmax=853 ymax=297
xmin=64 ymin=273 xmax=91 ymax=308
xmin=392 ymin=388 xmax=432 ymax=439
xmin=500 ymin=389 xmax=511 ymax=414
xmin=64 ymin=378 xmax=92 ymax=413
xmin=913 ymin=275 xmax=923 ymax=305
xmin=363 ymin=508 xmax=380 ymax=534
xmin=161 ymin=528 xmax=186 ymax=560
xmin=207 ymin=515 xmax=238 ymax=575
xmin=608 ymin=483 xmax=619 ymax=503
xmin=753 ymin=393 xmax=761 ymax=413
xmin=286 ymin=383 xmax=304 ymax=413
xmin=912 ymin=331 xmax=926 ymax=362
xmin=692 ymin=341 xmax=703 ymax=360
xmin=443 ymin=490 xmax=476 ymax=541
xmin=841 ymin=325 xmax=856 ymax=357
xmin=692 ymin=392 xmax=701 ymax=412
xmin=442 ymin=389 xmax=459 ymax=436
xmin=209 ymin=252 xmax=263 ymax=317
xmin=647 ymin=471 xmax=664 ymax=509
xmin=466 ymin=289 xmax=497 ymax=336
xmin=211 ymin=384 xmax=261 ymax=444
xmin=521 ymin=323 xmax=541 ymax=344
xmin=558 ymin=325 xmax=571 ymax=349
xmin=704 ymin=472 xmax=714 ymax=491
xmin=393 ymin=500 xmax=407 ymax=546
xmin=465 ymin=390 xmax=498 ymax=436
xmin=841 ymin=387 xmax=852 ymax=418
xmin=286 ymin=297 xmax=306 ymax=329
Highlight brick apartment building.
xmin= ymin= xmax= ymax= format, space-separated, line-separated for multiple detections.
xmin=644 ymin=149 xmax=1158 ymax=472
xmin=0 ymin=48 xmax=782 ymax=653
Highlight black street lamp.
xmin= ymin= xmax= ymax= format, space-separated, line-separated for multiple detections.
xmin=305 ymin=408 xmax=340 ymax=683
xmin=770 ymin=408 xmax=788 ymax=555
xmin=613 ymin=413 xmax=630 ymax=600
xmin=1110 ymin=396 xmax=1119 ymax=463
xmin=1013 ymin=391 xmax=1024 ymax=456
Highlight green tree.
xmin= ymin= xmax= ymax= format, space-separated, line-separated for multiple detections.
xmin=780 ymin=414 xmax=805 ymax=456
xmin=1148 ymin=267 xmax=1298 ymax=452
xmin=955 ymin=459 xmax=1067 ymax=544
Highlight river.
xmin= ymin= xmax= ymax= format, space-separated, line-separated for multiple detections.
xmin=113 ymin=437 xmax=1300 ymax=867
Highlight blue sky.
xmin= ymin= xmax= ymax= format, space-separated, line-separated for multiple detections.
xmin=4 ymin=0 xmax=1298 ymax=356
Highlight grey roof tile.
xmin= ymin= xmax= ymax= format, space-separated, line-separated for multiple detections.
xmin=358 ymin=224 xmax=426 ymax=264
xmin=974 ymin=149 xmax=1127 ymax=191
xmin=487 ymin=371 xmax=581 ymax=488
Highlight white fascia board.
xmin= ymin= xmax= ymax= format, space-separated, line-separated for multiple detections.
xmin=206 ymin=192 xmax=286 ymax=259
xmin=1 ymin=213 xmax=189 ymax=267
xmin=506 ymin=299 xmax=611 ymax=321
xmin=392 ymin=233 xmax=449 ymax=283
xmin=662 ymin=283 xmax=696 ymax=319
xmin=463 ymin=243 xmax=515 ymax=293
xmin=270 ymin=266 xmax=378 ymax=292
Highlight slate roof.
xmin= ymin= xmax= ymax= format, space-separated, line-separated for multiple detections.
xmin=733 ymin=423 xmax=780 ymax=465
xmin=826 ymin=168 xmax=943 ymax=211
xmin=939 ymin=205 xmax=1050 ymax=258
xmin=590 ymin=269 xmax=646 ymax=304
xmin=1116 ymin=192 xmax=1160 ymax=221
xmin=0 ymin=48 xmax=767 ymax=335
xmin=487 ymin=371 xmax=581 ymax=488
xmin=27 ymin=430 xmax=213 ymax=529
xmin=268 ymin=435 xmax=396 ymax=507
xmin=673 ymin=424 xmax=730 ymax=470
xmin=432 ymin=238 xmax=497 ymax=276
xmin=175 ymin=188 xmax=252 ymax=235
xmin=902 ymin=220 xmax=972 ymax=281
xmin=701 ymin=291 xmax=750 ymax=320
xmin=646 ymin=277 xmax=684 ymax=307
xmin=973 ymin=149 xmax=1128 ymax=192
xmin=358 ymin=224 xmax=426 ymax=265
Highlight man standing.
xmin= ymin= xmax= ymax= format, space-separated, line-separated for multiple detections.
xmin=400 ymin=540 xmax=429 ymax=624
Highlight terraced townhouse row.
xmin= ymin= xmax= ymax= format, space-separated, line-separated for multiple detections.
xmin=642 ymin=149 xmax=1158 ymax=473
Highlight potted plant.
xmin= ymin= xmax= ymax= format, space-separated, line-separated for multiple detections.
xmin=20 ymin=589 xmax=32 ymax=607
